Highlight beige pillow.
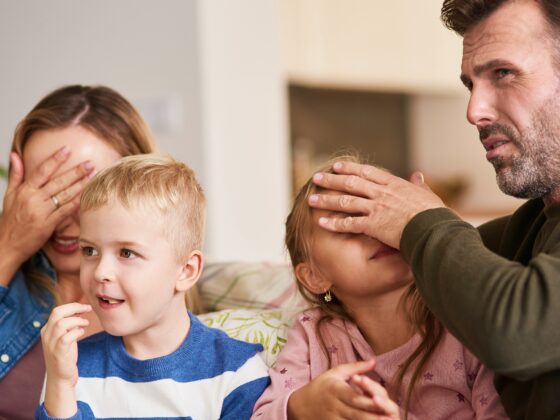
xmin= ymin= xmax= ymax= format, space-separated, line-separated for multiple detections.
xmin=198 ymin=308 xmax=300 ymax=367
xmin=198 ymin=262 xmax=306 ymax=312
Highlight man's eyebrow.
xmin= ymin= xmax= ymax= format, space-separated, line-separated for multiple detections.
xmin=461 ymin=59 xmax=514 ymax=84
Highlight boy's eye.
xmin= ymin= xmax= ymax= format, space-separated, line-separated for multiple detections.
xmin=120 ymin=249 xmax=137 ymax=259
xmin=80 ymin=246 xmax=98 ymax=257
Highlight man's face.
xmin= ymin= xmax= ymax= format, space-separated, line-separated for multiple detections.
xmin=460 ymin=0 xmax=560 ymax=200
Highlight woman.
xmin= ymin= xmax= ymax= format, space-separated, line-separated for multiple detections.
xmin=0 ymin=85 xmax=156 ymax=419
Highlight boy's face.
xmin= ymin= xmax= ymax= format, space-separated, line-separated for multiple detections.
xmin=79 ymin=201 xmax=188 ymax=340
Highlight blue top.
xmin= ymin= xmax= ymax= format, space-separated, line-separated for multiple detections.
xmin=0 ymin=252 xmax=55 ymax=378
xmin=36 ymin=312 xmax=270 ymax=420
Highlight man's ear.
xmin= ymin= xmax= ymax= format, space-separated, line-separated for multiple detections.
xmin=175 ymin=250 xmax=203 ymax=292
xmin=294 ymin=262 xmax=332 ymax=295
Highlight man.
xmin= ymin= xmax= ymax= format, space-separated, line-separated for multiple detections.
xmin=308 ymin=1 xmax=560 ymax=418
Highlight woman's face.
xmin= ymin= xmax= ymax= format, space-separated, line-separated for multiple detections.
xmin=23 ymin=125 xmax=122 ymax=278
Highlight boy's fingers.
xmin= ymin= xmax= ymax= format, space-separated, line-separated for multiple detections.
xmin=48 ymin=303 xmax=92 ymax=323
xmin=52 ymin=317 xmax=90 ymax=335
xmin=59 ymin=328 xmax=85 ymax=346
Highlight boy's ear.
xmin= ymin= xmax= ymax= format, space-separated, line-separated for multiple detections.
xmin=295 ymin=262 xmax=332 ymax=295
xmin=175 ymin=250 xmax=203 ymax=292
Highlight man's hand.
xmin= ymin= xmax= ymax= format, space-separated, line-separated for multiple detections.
xmin=309 ymin=161 xmax=445 ymax=249
xmin=288 ymin=359 xmax=395 ymax=420
xmin=41 ymin=303 xmax=91 ymax=418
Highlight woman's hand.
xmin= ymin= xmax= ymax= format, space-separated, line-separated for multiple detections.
xmin=41 ymin=302 xmax=91 ymax=418
xmin=287 ymin=359 xmax=387 ymax=420
xmin=0 ymin=147 xmax=94 ymax=285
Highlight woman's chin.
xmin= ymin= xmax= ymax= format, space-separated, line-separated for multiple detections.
xmin=43 ymin=246 xmax=81 ymax=278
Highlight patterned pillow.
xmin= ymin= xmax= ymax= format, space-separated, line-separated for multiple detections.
xmin=197 ymin=308 xmax=300 ymax=367
xmin=198 ymin=262 xmax=307 ymax=312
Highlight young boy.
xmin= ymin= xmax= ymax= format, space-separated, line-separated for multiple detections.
xmin=36 ymin=154 xmax=269 ymax=420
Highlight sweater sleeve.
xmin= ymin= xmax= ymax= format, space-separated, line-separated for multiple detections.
xmin=220 ymin=354 xmax=270 ymax=420
xmin=35 ymin=402 xmax=93 ymax=420
xmin=251 ymin=316 xmax=315 ymax=420
xmin=400 ymin=207 xmax=560 ymax=381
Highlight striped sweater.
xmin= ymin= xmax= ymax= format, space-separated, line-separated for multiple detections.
xmin=36 ymin=312 xmax=269 ymax=420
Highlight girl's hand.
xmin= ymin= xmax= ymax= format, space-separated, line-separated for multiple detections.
xmin=288 ymin=359 xmax=382 ymax=420
xmin=41 ymin=303 xmax=91 ymax=418
xmin=0 ymin=147 xmax=94 ymax=284
xmin=349 ymin=374 xmax=402 ymax=420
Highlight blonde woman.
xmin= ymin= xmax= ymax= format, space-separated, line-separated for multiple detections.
xmin=0 ymin=85 xmax=157 ymax=418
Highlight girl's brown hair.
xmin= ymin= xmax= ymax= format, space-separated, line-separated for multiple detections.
xmin=11 ymin=85 xmax=156 ymax=306
xmin=285 ymin=154 xmax=443 ymax=416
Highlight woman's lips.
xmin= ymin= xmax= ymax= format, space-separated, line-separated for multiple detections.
xmin=49 ymin=235 xmax=79 ymax=254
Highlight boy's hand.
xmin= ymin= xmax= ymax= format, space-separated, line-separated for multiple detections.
xmin=288 ymin=359 xmax=384 ymax=420
xmin=349 ymin=374 xmax=402 ymax=419
xmin=41 ymin=302 xmax=91 ymax=418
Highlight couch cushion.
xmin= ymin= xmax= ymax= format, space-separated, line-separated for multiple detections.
xmin=199 ymin=262 xmax=306 ymax=312
xmin=197 ymin=308 xmax=299 ymax=367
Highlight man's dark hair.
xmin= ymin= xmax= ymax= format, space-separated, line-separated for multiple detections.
xmin=441 ymin=0 xmax=560 ymax=36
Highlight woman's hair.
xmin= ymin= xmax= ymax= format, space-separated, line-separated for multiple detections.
xmin=285 ymin=154 xmax=443 ymax=417
xmin=12 ymin=85 xmax=157 ymax=308
xmin=11 ymin=85 xmax=156 ymax=157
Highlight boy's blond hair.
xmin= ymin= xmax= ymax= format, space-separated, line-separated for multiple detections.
xmin=81 ymin=153 xmax=206 ymax=261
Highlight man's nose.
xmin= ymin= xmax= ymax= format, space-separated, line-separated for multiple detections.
xmin=466 ymin=83 xmax=498 ymax=128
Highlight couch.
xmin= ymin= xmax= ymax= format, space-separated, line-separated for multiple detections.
xmin=196 ymin=261 xmax=307 ymax=367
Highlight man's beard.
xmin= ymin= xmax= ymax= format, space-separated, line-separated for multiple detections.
xmin=479 ymin=99 xmax=560 ymax=199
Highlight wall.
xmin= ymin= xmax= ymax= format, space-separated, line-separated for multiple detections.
xmin=409 ymin=93 xmax=523 ymax=221
xmin=280 ymin=0 xmax=464 ymax=93
xmin=197 ymin=0 xmax=289 ymax=262
xmin=0 ymin=0 xmax=289 ymax=263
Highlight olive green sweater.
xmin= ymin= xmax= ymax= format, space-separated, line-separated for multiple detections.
xmin=401 ymin=199 xmax=560 ymax=420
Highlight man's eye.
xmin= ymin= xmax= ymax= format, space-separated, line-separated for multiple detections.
xmin=81 ymin=246 xmax=97 ymax=257
xmin=120 ymin=249 xmax=137 ymax=259
xmin=496 ymin=68 xmax=512 ymax=78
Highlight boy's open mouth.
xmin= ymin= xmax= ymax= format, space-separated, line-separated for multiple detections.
xmin=97 ymin=294 xmax=125 ymax=307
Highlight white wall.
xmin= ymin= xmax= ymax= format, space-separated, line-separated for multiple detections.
xmin=197 ymin=1 xmax=289 ymax=262
xmin=0 ymin=0 xmax=203 ymax=175
xmin=409 ymin=93 xmax=523 ymax=220
xmin=0 ymin=0 xmax=289 ymax=263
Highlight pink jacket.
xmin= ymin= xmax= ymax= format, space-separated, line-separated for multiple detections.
xmin=252 ymin=308 xmax=508 ymax=419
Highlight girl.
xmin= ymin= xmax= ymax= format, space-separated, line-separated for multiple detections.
xmin=252 ymin=156 xmax=507 ymax=419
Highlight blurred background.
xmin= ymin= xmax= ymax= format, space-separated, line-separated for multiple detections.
xmin=0 ymin=0 xmax=523 ymax=263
